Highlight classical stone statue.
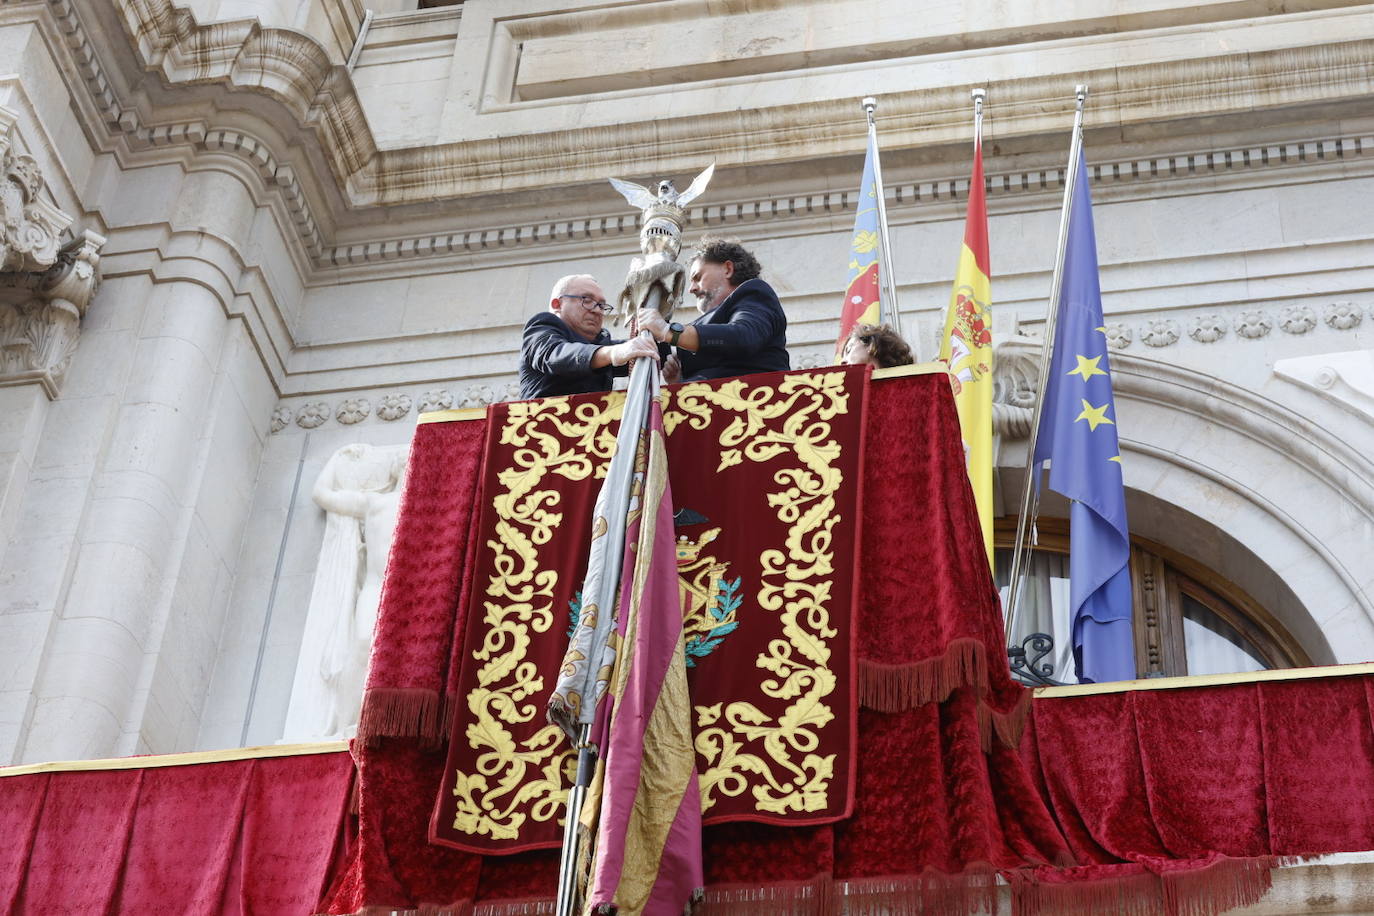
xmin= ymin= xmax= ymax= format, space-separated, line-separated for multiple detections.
xmin=281 ymin=442 xmax=408 ymax=741
xmin=608 ymin=164 xmax=713 ymax=325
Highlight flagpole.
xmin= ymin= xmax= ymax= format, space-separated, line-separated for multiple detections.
xmin=972 ymin=87 xmax=985 ymax=153
xmin=1005 ymin=84 xmax=1088 ymax=643
xmin=861 ymin=97 xmax=908 ymax=350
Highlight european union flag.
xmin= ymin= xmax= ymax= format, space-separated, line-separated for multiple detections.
xmin=1031 ymin=148 xmax=1135 ymax=683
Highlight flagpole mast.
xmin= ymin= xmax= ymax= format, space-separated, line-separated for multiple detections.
xmin=862 ymin=96 xmax=908 ymax=349
xmin=1005 ymin=84 xmax=1088 ymax=643
xmin=972 ymin=87 xmax=985 ymax=150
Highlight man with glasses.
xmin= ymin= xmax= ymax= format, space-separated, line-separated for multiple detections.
xmin=519 ymin=274 xmax=659 ymax=400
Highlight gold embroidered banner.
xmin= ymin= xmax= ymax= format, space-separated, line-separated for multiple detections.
xmin=431 ymin=366 xmax=868 ymax=853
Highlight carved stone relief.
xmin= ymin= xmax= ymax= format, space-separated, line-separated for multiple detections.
xmin=1278 ymin=306 xmax=1318 ymax=335
xmin=296 ymin=402 xmax=330 ymax=429
xmin=418 ymin=389 xmax=454 ymax=413
xmin=282 ymin=442 xmax=408 ymax=741
xmin=1324 ymin=302 xmax=1364 ymax=331
xmin=1103 ymin=324 xmax=1132 ymax=349
xmin=376 ymin=393 xmax=412 ymax=421
xmin=1141 ymin=319 xmax=1180 ymax=348
xmin=0 ymin=109 xmax=72 ymax=275
xmin=1187 ymin=314 xmax=1227 ymax=343
xmin=992 ymin=348 xmax=1037 ymax=439
xmin=1234 ymin=310 xmax=1272 ymax=340
xmin=336 ymin=397 xmax=370 ymax=425
xmin=0 ymin=112 xmax=103 ymax=399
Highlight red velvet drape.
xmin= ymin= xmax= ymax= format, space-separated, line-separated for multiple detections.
xmin=360 ymin=417 xmax=487 ymax=744
xmin=330 ymin=373 xmax=1051 ymax=913
xmin=328 ymin=371 xmax=1372 ymax=916
xmin=0 ymin=751 xmax=352 ymax=915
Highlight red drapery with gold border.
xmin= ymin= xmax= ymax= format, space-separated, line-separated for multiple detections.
xmin=320 ymin=367 xmax=1374 ymax=916
xmin=433 ymin=366 xmax=870 ymax=853
xmin=0 ymin=748 xmax=352 ymax=916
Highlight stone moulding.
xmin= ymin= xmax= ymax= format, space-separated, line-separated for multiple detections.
xmin=95 ymin=1 xmax=1374 ymax=203
xmin=271 ymin=380 xmax=520 ymax=433
xmin=22 ymin=1 xmax=1374 ymax=273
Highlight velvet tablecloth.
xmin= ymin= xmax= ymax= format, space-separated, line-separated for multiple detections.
xmin=0 ymin=749 xmax=352 ymax=916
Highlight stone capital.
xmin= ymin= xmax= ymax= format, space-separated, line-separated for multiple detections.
xmin=0 ymin=107 xmax=73 ymax=275
xmin=0 ymin=230 xmax=107 ymax=399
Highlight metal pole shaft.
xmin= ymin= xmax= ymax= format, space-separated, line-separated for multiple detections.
xmin=555 ymin=724 xmax=596 ymax=916
xmin=1005 ymin=85 xmax=1089 ymax=642
xmin=862 ymin=97 xmax=907 ymax=348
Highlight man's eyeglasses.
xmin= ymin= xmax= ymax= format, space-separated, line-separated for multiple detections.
xmin=561 ymin=293 xmax=614 ymax=313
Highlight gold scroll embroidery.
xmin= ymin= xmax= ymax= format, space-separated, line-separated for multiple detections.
xmin=451 ymin=397 xmax=620 ymax=840
xmin=667 ymin=371 xmax=850 ymax=815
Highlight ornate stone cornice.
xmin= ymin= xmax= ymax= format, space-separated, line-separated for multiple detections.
xmin=95 ymin=2 xmax=1374 ymax=205
xmin=15 ymin=1 xmax=1374 ymax=273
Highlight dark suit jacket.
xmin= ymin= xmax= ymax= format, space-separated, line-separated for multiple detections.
xmin=518 ymin=312 xmax=625 ymax=400
xmin=677 ymin=278 xmax=790 ymax=382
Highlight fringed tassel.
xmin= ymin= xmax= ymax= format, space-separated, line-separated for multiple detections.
xmin=356 ymin=688 xmax=449 ymax=746
xmin=348 ymin=901 xmax=476 ymax=916
xmin=1009 ymin=856 xmax=1277 ymax=916
xmin=858 ymin=639 xmax=990 ymax=713
xmin=1161 ymin=856 xmax=1276 ymax=916
xmin=1011 ymin=869 xmax=1161 ymax=916
xmin=974 ymin=688 xmax=1032 ymax=751
xmin=701 ymin=869 xmax=1001 ymax=916
xmin=859 ymin=639 xmax=1031 ymax=749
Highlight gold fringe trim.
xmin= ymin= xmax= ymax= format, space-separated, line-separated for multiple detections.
xmin=0 ymin=741 xmax=347 ymax=778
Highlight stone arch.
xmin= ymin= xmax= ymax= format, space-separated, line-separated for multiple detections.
xmin=994 ymin=338 xmax=1374 ymax=667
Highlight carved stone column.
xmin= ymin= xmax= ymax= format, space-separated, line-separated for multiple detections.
xmin=0 ymin=109 xmax=104 ymax=763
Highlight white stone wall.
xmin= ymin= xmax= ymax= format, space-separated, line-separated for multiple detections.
xmin=1 ymin=0 xmax=1372 ymax=763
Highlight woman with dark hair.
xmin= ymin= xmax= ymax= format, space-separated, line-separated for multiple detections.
xmin=841 ymin=322 xmax=914 ymax=369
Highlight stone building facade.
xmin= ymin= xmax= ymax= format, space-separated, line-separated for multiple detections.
xmin=0 ymin=0 xmax=1371 ymax=787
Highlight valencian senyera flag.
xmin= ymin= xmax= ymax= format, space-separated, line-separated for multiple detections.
xmin=548 ymin=362 xmax=703 ymax=915
xmin=835 ymin=132 xmax=883 ymax=359
xmin=939 ymin=130 xmax=994 ymax=563
xmin=1031 ymin=148 xmax=1135 ymax=684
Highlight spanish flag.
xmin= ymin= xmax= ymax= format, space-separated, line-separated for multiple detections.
xmin=835 ymin=133 xmax=882 ymax=359
xmin=939 ymin=134 xmax=994 ymax=564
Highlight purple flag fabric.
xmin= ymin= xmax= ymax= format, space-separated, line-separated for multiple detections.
xmin=584 ymin=399 xmax=703 ymax=915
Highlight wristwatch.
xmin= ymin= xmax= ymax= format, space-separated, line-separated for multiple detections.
xmin=667 ymin=322 xmax=684 ymax=347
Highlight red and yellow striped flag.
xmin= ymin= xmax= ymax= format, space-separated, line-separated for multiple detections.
xmin=939 ymin=136 xmax=994 ymax=563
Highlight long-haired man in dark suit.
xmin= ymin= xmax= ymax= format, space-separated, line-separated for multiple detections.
xmin=635 ymin=236 xmax=789 ymax=383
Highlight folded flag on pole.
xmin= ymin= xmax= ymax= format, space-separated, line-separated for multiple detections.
xmin=939 ymin=128 xmax=994 ymax=563
xmin=580 ymin=399 xmax=702 ymax=915
xmin=1031 ymin=148 xmax=1135 ymax=684
xmin=548 ymin=361 xmax=702 ymax=915
xmin=835 ymin=132 xmax=883 ymax=360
